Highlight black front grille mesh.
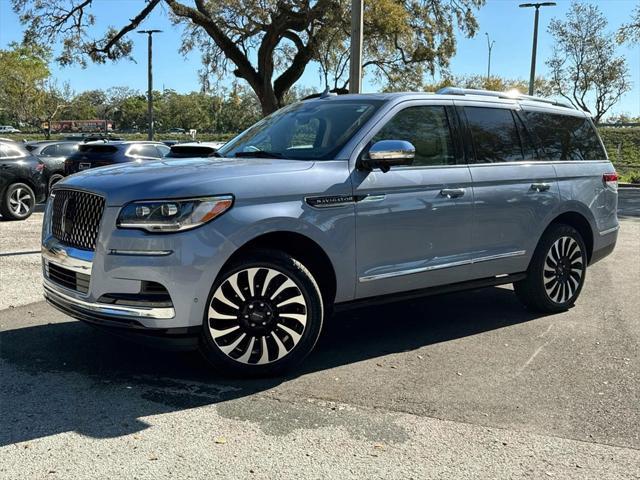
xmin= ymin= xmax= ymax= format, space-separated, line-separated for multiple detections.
xmin=46 ymin=262 xmax=91 ymax=294
xmin=51 ymin=189 xmax=105 ymax=251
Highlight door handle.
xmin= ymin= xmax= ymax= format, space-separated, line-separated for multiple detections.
xmin=440 ymin=188 xmax=465 ymax=199
xmin=530 ymin=183 xmax=551 ymax=192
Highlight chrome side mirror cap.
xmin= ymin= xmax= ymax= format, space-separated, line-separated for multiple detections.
xmin=360 ymin=140 xmax=415 ymax=172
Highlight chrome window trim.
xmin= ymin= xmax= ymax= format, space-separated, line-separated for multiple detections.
xmin=359 ymin=250 xmax=526 ymax=282
xmin=44 ymin=281 xmax=175 ymax=320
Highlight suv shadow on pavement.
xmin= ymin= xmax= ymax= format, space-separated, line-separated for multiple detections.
xmin=0 ymin=286 xmax=547 ymax=446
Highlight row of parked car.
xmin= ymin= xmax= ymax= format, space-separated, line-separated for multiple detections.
xmin=0 ymin=137 xmax=225 ymax=220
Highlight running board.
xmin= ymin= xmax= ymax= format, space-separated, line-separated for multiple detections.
xmin=334 ymin=273 xmax=526 ymax=312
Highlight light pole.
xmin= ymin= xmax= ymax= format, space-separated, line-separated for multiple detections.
xmin=138 ymin=29 xmax=162 ymax=140
xmin=485 ymin=33 xmax=495 ymax=82
xmin=349 ymin=0 xmax=363 ymax=94
xmin=519 ymin=2 xmax=556 ymax=96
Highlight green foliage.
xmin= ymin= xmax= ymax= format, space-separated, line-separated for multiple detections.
xmin=0 ymin=42 xmax=51 ymax=125
xmin=11 ymin=0 xmax=485 ymax=114
xmin=598 ymin=127 xmax=640 ymax=166
xmin=617 ymin=3 xmax=640 ymax=44
xmin=422 ymin=74 xmax=551 ymax=96
xmin=546 ymin=2 xmax=631 ymax=122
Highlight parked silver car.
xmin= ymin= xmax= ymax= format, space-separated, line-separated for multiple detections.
xmin=41 ymin=89 xmax=618 ymax=376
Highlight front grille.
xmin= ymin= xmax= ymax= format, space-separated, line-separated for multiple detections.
xmin=46 ymin=262 xmax=91 ymax=294
xmin=51 ymin=189 xmax=105 ymax=251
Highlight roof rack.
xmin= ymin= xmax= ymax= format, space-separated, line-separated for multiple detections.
xmin=436 ymin=87 xmax=575 ymax=110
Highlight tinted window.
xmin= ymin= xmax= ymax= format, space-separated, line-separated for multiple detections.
xmin=130 ymin=144 xmax=160 ymax=158
xmin=523 ymin=111 xmax=606 ymax=160
xmin=42 ymin=145 xmax=58 ymax=156
xmin=156 ymin=144 xmax=170 ymax=157
xmin=465 ymin=107 xmax=523 ymax=163
xmin=57 ymin=143 xmax=78 ymax=156
xmin=0 ymin=143 xmax=25 ymax=158
xmin=372 ymin=106 xmax=456 ymax=166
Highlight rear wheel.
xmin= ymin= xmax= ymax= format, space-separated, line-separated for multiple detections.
xmin=200 ymin=250 xmax=324 ymax=377
xmin=514 ymin=224 xmax=587 ymax=313
xmin=0 ymin=183 xmax=36 ymax=220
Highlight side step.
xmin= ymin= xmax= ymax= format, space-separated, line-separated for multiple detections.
xmin=334 ymin=273 xmax=526 ymax=312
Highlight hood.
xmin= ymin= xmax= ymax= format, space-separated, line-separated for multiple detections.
xmin=57 ymin=157 xmax=314 ymax=206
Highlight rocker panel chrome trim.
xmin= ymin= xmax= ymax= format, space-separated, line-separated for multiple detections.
xmin=359 ymin=250 xmax=527 ymax=282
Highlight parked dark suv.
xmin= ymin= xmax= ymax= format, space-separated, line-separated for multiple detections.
xmin=0 ymin=139 xmax=47 ymax=220
xmin=64 ymin=141 xmax=170 ymax=175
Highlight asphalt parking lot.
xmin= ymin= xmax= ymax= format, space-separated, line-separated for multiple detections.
xmin=1 ymin=191 xmax=639 ymax=479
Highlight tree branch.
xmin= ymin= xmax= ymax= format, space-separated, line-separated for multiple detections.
xmin=89 ymin=0 xmax=162 ymax=60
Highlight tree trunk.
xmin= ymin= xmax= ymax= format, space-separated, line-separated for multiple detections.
xmin=258 ymin=89 xmax=280 ymax=116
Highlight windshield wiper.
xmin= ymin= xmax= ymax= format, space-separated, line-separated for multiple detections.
xmin=234 ymin=150 xmax=285 ymax=159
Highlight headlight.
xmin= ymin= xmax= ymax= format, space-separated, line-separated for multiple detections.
xmin=117 ymin=195 xmax=233 ymax=232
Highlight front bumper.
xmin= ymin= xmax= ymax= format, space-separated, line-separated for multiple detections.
xmin=41 ymin=200 xmax=238 ymax=332
xmin=43 ymin=280 xmax=175 ymax=322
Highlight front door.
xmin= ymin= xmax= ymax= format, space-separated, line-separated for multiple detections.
xmin=352 ymin=101 xmax=475 ymax=299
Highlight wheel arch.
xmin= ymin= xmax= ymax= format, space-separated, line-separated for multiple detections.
xmin=543 ymin=211 xmax=594 ymax=263
xmin=221 ymin=231 xmax=338 ymax=306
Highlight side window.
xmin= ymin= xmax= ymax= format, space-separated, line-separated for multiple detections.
xmin=41 ymin=145 xmax=58 ymax=156
xmin=57 ymin=143 xmax=78 ymax=156
xmin=514 ymin=113 xmax=538 ymax=160
xmin=0 ymin=144 xmax=23 ymax=159
xmin=131 ymin=144 xmax=161 ymax=158
xmin=523 ymin=111 xmax=606 ymax=161
xmin=372 ymin=106 xmax=456 ymax=166
xmin=465 ymin=107 xmax=524 ymax=163
xmin=156 ymin=145 xmax=170 ymax=157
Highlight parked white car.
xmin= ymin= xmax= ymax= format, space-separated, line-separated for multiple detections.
xmin=0 ymin=126 xmax=21 ymax=134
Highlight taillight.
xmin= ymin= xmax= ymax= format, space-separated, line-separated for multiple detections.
xmin=603 ymin=173 xmax=618 ymax=190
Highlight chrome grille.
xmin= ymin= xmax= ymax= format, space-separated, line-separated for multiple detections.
xmin=51 ymin=189 xmax=105 ymax=251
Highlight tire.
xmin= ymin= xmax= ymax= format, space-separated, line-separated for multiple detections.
xmin=199 ymin=249 xmax=324 ymax=377
xmin=0 ymin=183 xmax=36 ymax=220
xmin=514 ymin=224 xmax=587 ymax=313
xmin=48 ymin=173 xmax=64 ymax=192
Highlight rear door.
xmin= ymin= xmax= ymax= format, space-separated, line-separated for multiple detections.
xmin=459 ymin=102 xmax=560 ymax=277
xmin=353 ymin=100 xmax=475 ymax=298
xmin=522 ymin=109 xmax=616 ymax=234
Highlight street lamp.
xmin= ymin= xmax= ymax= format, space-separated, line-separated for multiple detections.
xmin=349 ymin=0 xmax=363 ymax=94
xmin=485 ymin=33 xmax=495 ymax=82
xmin=519 ymin=2 xmax=556 ymax=96
xmin=138 ymin=29 xmax=162 ymax=140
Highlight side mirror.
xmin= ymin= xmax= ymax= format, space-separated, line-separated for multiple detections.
xmin=360 ymin=140 xmax=415 ymax=173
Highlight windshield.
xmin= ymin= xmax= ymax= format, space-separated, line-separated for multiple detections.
xmin=217 ymin=99 xmax=384 ymax=160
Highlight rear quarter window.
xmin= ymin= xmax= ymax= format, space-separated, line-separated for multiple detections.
xmin=523 ymin=111 xmax=606 ymax=160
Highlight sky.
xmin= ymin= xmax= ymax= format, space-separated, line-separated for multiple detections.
xmin=0 ymin=0 xmax=639 ymax=116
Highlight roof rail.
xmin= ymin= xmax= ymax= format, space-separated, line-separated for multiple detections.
xmin=436 ymin=87 xmax=575 ymax=110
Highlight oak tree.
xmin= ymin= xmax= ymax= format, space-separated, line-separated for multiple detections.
xmin=11 ymin=0 xmax=484 ymax=115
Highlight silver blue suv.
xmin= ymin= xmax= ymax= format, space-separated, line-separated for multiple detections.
xmin=41 ymin=88 xmax=619 ymax=376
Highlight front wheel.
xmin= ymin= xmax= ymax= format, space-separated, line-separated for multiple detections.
xmin=0 ymin=183 xmax=36 ymax=220
xmin=514 ymin=224 xmax=587 ymax=313
xmin=200 ymin=250 xmax=324 ymax=377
